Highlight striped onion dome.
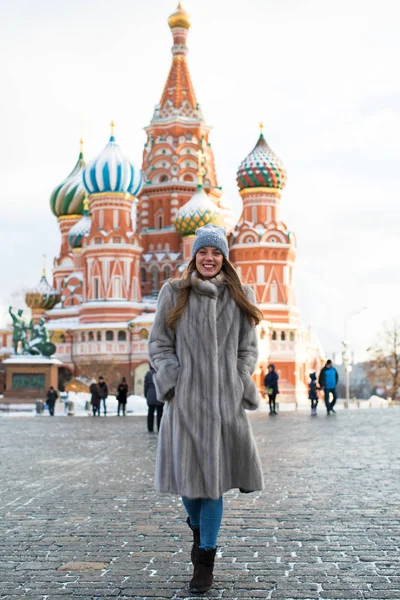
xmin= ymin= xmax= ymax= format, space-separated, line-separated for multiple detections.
xmin=25 ymin=271 xmax=61 ymax=311
xmin=175 ymin=186 xmax=223 ymax=236
xmin=83 ymin=125 xmax=142 ymax=196
xmin=237 ymin=127 xmax=287 ymax=191
xmin=50 ymin=142 xmax=86 ymax=217
xmin=68 ymin=199 xmax=92 ymax=249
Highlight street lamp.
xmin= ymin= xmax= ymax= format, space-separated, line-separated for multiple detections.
xmin=343 ymin=307 xmax=367 ymax=402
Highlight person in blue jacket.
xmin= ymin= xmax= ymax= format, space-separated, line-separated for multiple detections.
xmin=264 ymin=364 xmax=279 ymax=415
xmin=318 ymin=360 xmax=339 ymax=415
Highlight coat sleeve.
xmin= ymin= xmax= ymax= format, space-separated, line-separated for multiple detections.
xmin=237 ymin=286 xmax=260 ymax=411
xmin=148 ymin=283 xmax=180 ymax=403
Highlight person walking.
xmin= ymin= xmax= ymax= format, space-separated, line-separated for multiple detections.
xmin=46 ymin=386 xmax=58 ymax=416
xmin=144 ymin=365 xmax=163 ymax=432
xmin=117 ymin=377 xmax=129 ymax=416
xmin=318 ymin=359 xmax=339 ymax=415
xmin=309 ymin=372 xmax=319 ymax=416
xmin=264 ymin=364 xmax=279 ymax=415
xmin=98 ymin=376 xmax=108 ymax=416
xmin=149 ymin=224 xmax=264 ymax=594
xmin=90 ymin=379 xmax=101 ymax=417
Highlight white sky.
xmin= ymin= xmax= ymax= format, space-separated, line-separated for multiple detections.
xmin=1 ymin=0 xmax=399 ymax=361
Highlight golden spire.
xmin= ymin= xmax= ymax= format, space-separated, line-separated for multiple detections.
xmin=83 ymin=197 xmax=90 ymax=212
xmin=168 ymin=2 xmax=191 ymax=29
xmin=42 ymin=254 xmax=46 ymax=278
xmin=79 ymin=138 xmax=84 ymax=153
xmin=110 ymin=120 xmax=115 ymax=137
xmin=259 ymin=122 xmax=264 ymax=136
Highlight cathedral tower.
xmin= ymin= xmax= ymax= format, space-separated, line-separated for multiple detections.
xmin=138 ymin=3 xmax=221 ymax=296
xmin=49 ymin=140 xmax=86 ymax=291
xmin=79 ymin=124 xmax=143 ymax=324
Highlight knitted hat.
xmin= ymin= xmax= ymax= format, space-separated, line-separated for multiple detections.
xmin=192 ymin=224 xmax=229 ymax=259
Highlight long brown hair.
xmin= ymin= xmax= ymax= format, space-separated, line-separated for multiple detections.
xmin=167 ymin=258 xmax=263 ymax=331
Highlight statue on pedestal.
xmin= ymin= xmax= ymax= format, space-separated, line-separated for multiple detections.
xmin=8 ymin=308 xmax=56 ymax=357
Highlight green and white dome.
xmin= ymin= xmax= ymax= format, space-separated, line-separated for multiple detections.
xmin=50 ymin=141 xmax=86 ymax=217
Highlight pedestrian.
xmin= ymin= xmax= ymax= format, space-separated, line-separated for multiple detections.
xmin=46 ymin=386 xmax=58 ymax=416
xmin=117 ymin=377 xmax=129 ymax=416
xmin=144 ymin=365 xmax=163 ymax=432
xmin=264 ymin=363 xmax=279 ymax=415
xmin=149 ymin=224 xmax=264 ymax=594
xmin=89 ymin=379 xmax=101 ymax=417
xmin=98 ymin=376 xmax=108 ymax=416
xmin=318 ymin=359 xmax=339 ymax=415
xmin=309 ymin=372 xmax=319 ymax=416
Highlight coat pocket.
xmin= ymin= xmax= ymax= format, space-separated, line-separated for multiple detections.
xmin=238 ymin=370 xmax=260 ymax=411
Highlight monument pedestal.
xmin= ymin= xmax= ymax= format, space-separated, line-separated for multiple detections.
xmin=2 ymin=356 xmax=62 ymax=404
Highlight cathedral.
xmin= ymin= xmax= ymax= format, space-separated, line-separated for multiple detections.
xmin=4 ymin=4 xmax=323 ymax=400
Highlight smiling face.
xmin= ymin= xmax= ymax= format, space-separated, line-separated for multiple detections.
xmin=195 ymin=246 xmax=224 ymax=279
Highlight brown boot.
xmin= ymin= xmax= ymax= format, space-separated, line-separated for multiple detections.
xmin=189 ymin=547 xmax=216 ymax=593
xmin=186 ymin=517 xmax=200 ymax=565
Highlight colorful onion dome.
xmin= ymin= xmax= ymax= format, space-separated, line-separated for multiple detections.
xmin=68 ymin=198 xmax=92 ymax=249
xmin=50 ymin=140 xmax=86 ymax=217
xmin=83 ymin=122 xmax=143 ymax=196
xmin=25 ymin=270 xmax=61 ymax=311
xmin=237 ymin=124 xmax=287 ymax=191
xmin=168 ymin=2 xmax=191 ymax=29
xmin=175 ymin=186 xmax=223 ymax=236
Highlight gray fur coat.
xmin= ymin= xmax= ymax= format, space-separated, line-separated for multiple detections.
xmin=148 ymin=272 xmax=264 ymax=499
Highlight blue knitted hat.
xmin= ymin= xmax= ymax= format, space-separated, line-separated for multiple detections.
xmin=192 ymin=224 xmax=229 ymax=259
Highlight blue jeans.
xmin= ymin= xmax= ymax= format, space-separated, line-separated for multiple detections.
xmin=182 ymin=496 xmax=223 ymax=550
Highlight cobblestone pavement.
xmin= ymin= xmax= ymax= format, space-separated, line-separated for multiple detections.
xmin=0 ymin=408 xmax=399 ymax=600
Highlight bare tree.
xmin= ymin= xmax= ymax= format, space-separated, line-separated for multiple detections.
xmin=77 ymin=358 xmax=127 ymax=394
xmin=365 ymin=320 xmax=400 ymax=401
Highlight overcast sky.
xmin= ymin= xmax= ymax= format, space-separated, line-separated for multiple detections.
xmin=1 ymin=0 xmax=399 ymax=361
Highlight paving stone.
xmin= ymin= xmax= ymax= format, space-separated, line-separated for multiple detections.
xmin=0 ymin=409 xmax=399 ymax=599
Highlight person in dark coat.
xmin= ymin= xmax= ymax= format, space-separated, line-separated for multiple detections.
xmin=309 ymin=372 xmax=319 ymax=416
xmin=46 ymin=386 xmax=58 ymax=416
xmin=90 ymin=380 xmax=101 ymax=416
xmin=117 ymin=377 xmax=129 ymax=416
xmin=318 ymin=360 xmax=339 ymax=415
xmin=144 ymin=365 xmax=163 ymax=432
xmin=98 ymin=376 xmax=108 ymax=416
xmin=264 ymin=364 xmax=279 ymax=415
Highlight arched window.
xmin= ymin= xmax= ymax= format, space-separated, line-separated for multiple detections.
xmin=163 ymin=265 xmax=171 ymax=281
xmin=97 ymin=331 xmax=102 ymax=342
xmin=81 ymin=332 xmax=85 ymax=342
xmin=118 ymin=331 xmax=126 ymax=341
xmin=106 ymin=330 xmax=114 ymax=341
xmin=140 ymin=267 xmax=147 ymax=283
xmin=160 ymin=175 xmax=168 ymax=183
xmin=150 ymin=265 xmax=159 ymax=294
xmin=59 ymin=333 xmax=65 ymax=343
xmin=272 ymin=331 xmax=277 ymax=341
xmin=290 ymin=331 xmax=295 ymax=342
xmin=140 ymin=328 xmax=149 ymax=339
xmin=88 ymin=331 xmax=94 ymax=342
xmin=281 ymin=331 xmax=286 ymax=341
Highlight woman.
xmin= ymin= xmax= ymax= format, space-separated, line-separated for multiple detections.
xmin=264 ymin=364 xmax=279 ymax=415
xmin=89 ymin=379 xmax=101 ymax=417
xmin=149 ymin=224 xmax=264 ymax=594
xmin=117 ymin=377 xmax=129 ymax=416
xmin=144 ymin=365 xmax=164 ymax=431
